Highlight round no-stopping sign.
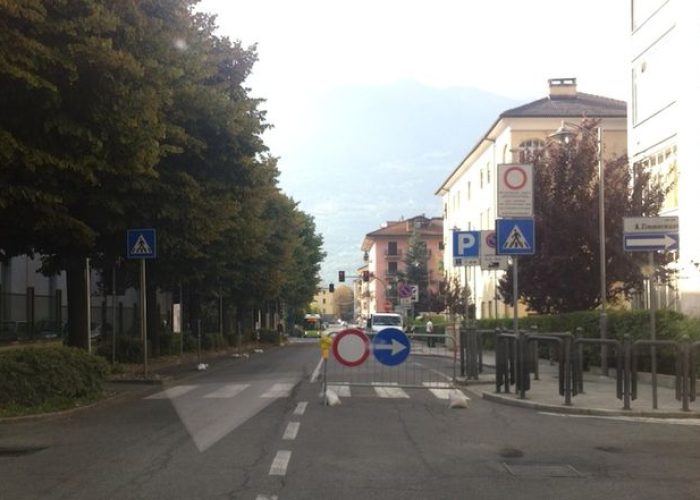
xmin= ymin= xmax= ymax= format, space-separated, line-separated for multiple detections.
xmin=332 ymin=328 xmax=370 ymax=367
xmin=503 ymin=165 xmax=528 ymax=190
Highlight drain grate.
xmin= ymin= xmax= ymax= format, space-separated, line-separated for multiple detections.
xmin=503 ymin=463 xmax=581 ymax=478
xmin=0 ymin=446 xmax=48 ymax=458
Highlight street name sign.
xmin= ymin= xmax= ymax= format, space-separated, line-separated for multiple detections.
xmin=332 ymin=329 xmax=370 ymax=367
xmin=372 ymin=327 xmax=411 ymax=366
xmin=453 ymin=230 xmax=480 ymax=267
xmin=496 ymin=218 xmax=535 ymax=256
xmin=127 ymin=228 xmax=157 ymax=259
xmin=623 ymin=216 xmax=679 ymax=252
xmin=497 ymin=164 xmax=533 ymax=217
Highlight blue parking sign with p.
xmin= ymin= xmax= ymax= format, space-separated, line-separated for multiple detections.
xmin=453 ymin=230 xmax=480 ymax=258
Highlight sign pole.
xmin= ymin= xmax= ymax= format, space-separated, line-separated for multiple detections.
xmin=513 ymin=257 xmax=519 ymax=333
xmin=141 ymin=259 xmax=148 ymax=377
xmin=649 ymin=251 xmax=658 ymax=409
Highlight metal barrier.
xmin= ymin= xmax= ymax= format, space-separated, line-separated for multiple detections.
xmin=325 ymin=332 xmax=458 ymax=389
xmin=459 ymin=327 xmax=498 ymax=380
xmin=572 ymin=335 xmax=630 ymax=410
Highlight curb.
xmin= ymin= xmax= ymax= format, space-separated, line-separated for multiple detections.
xmin=477 ymin=390 xmax=700 ymax=419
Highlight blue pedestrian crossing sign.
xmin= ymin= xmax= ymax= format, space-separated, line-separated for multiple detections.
xmin=127 ymin=229 xmax=157 ymax=259
xmin=496 ymin=218 xmax=535 ymax=256
xmin=372 ymin=327 xmax=411 ymax=366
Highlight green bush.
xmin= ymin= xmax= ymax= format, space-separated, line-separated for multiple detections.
xmin=96 ymin=336 xmax=145 ymax=364
xmin=0 ymin=346 xmax=109 ymax=408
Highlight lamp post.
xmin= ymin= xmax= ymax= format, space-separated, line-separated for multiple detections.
xmin=550 ymin=122 xmax=608 ymax=376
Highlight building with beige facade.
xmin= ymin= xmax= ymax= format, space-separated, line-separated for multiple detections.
xmin=436 ymin=78 xmax=627 ymax=319
xmin=629 ymin=0 xmax=700 ymax=315
xmin=360 ymin=215 xmax=443 ymax=317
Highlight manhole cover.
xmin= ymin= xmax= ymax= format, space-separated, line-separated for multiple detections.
xmin=503 ymin=463 xmax=581 ymax=477
xmin=0 ymin=446 xmax=48 ymax=458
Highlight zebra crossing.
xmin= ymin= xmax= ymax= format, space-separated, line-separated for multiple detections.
xmin=144 ymin=382 xmax=469 ymax=402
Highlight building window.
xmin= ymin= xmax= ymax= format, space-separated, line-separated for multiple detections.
xmin=480 ymin=169 xmax=483 ymax=188
xmin=388 ymin=241 xmax=398 ymax=256
xmin=388 ymin=261 xmax=398 ymax=275
xmin=486 ymin=162 xmax=491 ymax=184
xmin=467 ymin=182 xmax=471 ymax=200
xmin=518 ymin=139 xmax=545 ymax=162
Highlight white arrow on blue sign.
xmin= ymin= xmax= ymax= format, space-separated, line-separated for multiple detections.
xmin=623 ymin=233 xmax=679 ymax=252
xmin=372 ymin=327 xmax=411 ymax=366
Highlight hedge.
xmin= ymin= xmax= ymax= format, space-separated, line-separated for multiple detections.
xmin=0 ymin=346 xmax=109 ymax=408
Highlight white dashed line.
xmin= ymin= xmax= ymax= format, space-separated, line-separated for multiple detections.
xmin=255 ymin=495 xmax=278 ymax=500
xmin=269 ymin=450 xmax=292 ymax=475
xmin=293 ymin=401 xmax=308 ymax=415
xmin=283 ymin=421 xmax=300 ymax=440
xmin=373 ymin=385 xmax=410 ymax=398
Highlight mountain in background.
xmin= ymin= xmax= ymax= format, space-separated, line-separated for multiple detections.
xmin=276 ymin=80 xmax=519 ymax=285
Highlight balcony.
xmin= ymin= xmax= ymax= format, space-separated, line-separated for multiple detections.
xmin=384 ymin=249 xmax=402 ymax=260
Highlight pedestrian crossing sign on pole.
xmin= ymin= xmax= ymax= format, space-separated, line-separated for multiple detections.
xmin=127 ymin=228 xmax=157 ymax=259
xmin=496 ymin=218 xmax=535 ymax=256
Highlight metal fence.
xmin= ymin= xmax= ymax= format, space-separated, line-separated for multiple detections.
xmin=325 ymin=331 xmax=457 ymax=389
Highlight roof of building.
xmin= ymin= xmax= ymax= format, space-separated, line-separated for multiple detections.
xmin=500 ymin=92 xmax=626 ymax=118
xmin=365 ymin=215 xmax=443 ymax=239
xmin=435 ymin=78 xmax=627 ymax=195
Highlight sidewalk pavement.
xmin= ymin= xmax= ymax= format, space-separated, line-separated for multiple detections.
xmin=459 ymin=351 xmax=700 ymax=419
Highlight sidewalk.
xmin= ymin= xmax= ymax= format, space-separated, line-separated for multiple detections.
xmin=459 ymin=351 xmax=700 ymax=418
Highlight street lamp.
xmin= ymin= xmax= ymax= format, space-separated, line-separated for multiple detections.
xmin=549 ymin=121 xmax=608 ymax=376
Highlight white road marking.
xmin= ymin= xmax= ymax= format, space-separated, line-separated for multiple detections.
xmin=328 ymin=384 xmax=351 ymax=397
xmin=283 ymin=421 xmax=301 ymax=440
xmin=310 ymin=358 xmax=324 ymax=383
xmin=202 ymin=383 xmax=250 ymax=399
xmin=293 ymin=401 xmax=308 ymax=415
xmin=421 ymin=382 xmax=470 ymax=401
xmin=261 ymin=383 xmax=294 ymax=398
xmin=373 ymin=385 xmax=410 ymax=398
xmin=539 ymin=411 xmax=700 ymax=425
xmin=255 ymin=495 xmax=278 ymax=500
xmin=145 ymin=385 xmax=198 ymax=400
xmin=269 ymin=450 xmax=292 ymax=475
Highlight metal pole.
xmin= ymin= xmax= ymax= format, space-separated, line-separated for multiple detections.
xmin=179 ymin=282 xmax=183 ymax=358
xmin=463 ymin=265 xmax=469 ymax=322
xmin=649 ymin=251 xmax=658 ymax=409
xmin=513 ymin=257 xmax=519 ymax=333
xmin=112 ymin=264 xmax=117 ymax=364
xmin=493 ymin=270 xmax=499 ymax=320
xmin=140 ymin=259 xmax=148 ymax=377
xmin=598 ymin=127 xmax=609 ymax=376
xmin=86 ymin=258 xmax=91 ymax=354
xmin=197 ymin=319 xmax=202 ymax=365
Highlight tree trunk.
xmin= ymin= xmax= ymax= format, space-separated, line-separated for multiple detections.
xmin=65 ymin=257 xmax=89 ymax=349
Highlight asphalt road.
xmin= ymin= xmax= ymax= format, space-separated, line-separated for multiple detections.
xmin=3 ymin=340 xmax=700 ymax=500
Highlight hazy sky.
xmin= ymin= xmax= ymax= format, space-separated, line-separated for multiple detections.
xmin=197 ymin=0 xmax=631 ymax=282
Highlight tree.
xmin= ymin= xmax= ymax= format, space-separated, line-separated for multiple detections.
xmin=401 ymin=226 xmax=430 ymax=310
xmin=498 ymin=119 xmax=670 ymax=314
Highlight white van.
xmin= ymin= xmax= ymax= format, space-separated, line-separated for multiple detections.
xmin=366 ymin=313 xmax=404 ymax=336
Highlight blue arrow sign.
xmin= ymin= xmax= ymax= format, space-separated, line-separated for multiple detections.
xmin=496 ymin=218 xmax=535 ymax=256
xmin=623 ymin=233 xmax=679 ymax=252
xmin=127 ymin=228 xmax=157 ymax=259
xmin=372 ymin=327 xmax=411 ymax=366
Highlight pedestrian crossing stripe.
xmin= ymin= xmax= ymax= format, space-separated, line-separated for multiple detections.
xmin=503 ymin=224 xmax=531 ymax=249
xmin=131 ymin=234 xmax=153 ymax=255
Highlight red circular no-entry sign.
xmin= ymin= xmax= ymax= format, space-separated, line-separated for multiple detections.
xmin=332 ymin=328 xmax=370 ymax=367
xmin=503 ymin=165 xmax=528 ymax=190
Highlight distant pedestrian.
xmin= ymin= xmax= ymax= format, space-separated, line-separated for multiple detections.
xmin=426 ymin=317 xmax=434 ymax=347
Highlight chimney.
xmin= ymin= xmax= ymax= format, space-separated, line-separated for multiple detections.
xmin=548 ymin=78 xmax=577 ymax=99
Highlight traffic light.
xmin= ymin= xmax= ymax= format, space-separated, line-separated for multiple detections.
xmin=338 ymin=270 xmax=345 ymax=282
xmin=329 ymin=283 xmax=335 ymax=293
xmin=362 ymin=270 xmax=370 ymax=282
